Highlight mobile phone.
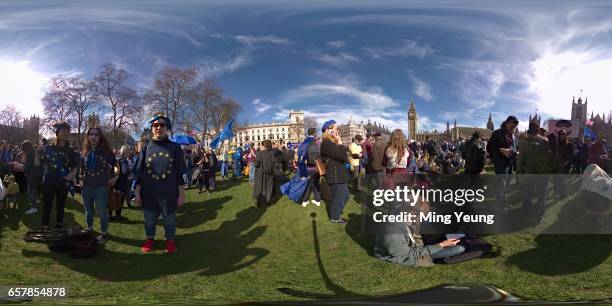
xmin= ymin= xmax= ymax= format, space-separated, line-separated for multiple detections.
xmin=446 ymin=233 xmax=465 ymax=240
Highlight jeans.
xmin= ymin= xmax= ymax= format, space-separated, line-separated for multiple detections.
xmin=221 ymin=161 xmax=228 ymax=178
xmin=143 ymin=208 xmax=176 ymax=240
xmin=302 ymin=168 xmax=321 ymax=203
xmin=184 ymin=168 xmax=193 ymax=188
xmin=493 ymin=161 xmax=511 ymax=209
xmin=81 ymin=186 xmax=109 ymax=233
xmin=329 ymin=183 xmax=349 ymax=220
xmin=27 ymin=183 xmax=39 ymax=209
xmin=430 ymin=245 xmax=466 ymax=259
xmin=249 ymin=162 xmax=255 ymax=184
xmin=41 ymin=183 xmax=68 ymax=227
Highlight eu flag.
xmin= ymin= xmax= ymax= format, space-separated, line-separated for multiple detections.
xmin=584 ymin=126 xmax=597 ymax=140
xmin=210 ymin=119 xmax=235 ymax=149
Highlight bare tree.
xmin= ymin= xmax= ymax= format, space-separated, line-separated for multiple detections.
xmin=189 ymin=78 xmax=223 ymax=140
xmin=51 ymin=77 xmax=97 ymax=147
xmin=210 ymin=97 xmax=241 ymax=134
xmin=0 ymin=105 xmax=22 ymax=143
xmin=94 ymin=63 xmax=142 ymax=147
xmin=303 ymin=116 xmax=318 ymax=134
xmin=41 ymin=84 xmax=72 ymax=130
xmin=145 ymin=66 xmax=197 ymax=135
xmin=0 ymin=105 xmax=23 ymax=128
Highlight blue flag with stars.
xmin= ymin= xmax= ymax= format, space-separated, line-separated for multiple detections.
xmin=210 ymin=119 xmax=235 ymax=149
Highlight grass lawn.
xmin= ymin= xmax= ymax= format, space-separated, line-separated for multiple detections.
xmin=0 ymin=175 xmax=610 ymax=304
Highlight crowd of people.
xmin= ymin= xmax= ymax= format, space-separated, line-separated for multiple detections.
xmin=1 ymin=112 xmax=610 ymax=262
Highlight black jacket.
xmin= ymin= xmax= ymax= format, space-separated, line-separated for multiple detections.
xmin=320 ymin=139 xmax=350 ymax=184
xmin=486 ymin=128 xmax=513 ymax=164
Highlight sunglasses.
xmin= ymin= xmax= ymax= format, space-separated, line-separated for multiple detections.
xmin=152 ymin=122 xmax=166 ymax=128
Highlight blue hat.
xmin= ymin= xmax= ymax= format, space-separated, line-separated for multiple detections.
xmin=321 ymin=120 xmax=336 ymax=132
xmin=53 ymin=121 xmax=71 ymax=134
xmin=149 ymin=112 xmax=172 ymax=130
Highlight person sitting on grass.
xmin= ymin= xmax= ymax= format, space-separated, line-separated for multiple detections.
xmin=134 ymin=112 xmax=186 ymax=254
xmin=374 ymin=201 xmax=465 ymax=267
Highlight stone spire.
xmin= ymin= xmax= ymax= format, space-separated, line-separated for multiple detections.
xmin=486 ymin=113 xmax=494 ymax=130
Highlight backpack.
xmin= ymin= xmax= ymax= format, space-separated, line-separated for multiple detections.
xmin=306 ymin=142 xmax=318 ymax=166
xmin=48 ymin=234 xmax=97 ymax=259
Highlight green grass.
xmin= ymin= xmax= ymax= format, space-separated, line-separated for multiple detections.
xmin=0 ymin=175 xmax=610 ymax=304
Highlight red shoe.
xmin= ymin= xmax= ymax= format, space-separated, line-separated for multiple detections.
xmin=165 ymin=239 xmax=177 ymax=254
xmin=141 ymin=239 xmax=154 ymax=253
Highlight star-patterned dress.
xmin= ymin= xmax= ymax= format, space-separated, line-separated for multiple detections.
xmin=82 ymin=148 xmax=117 ymax=188
xmin=134 ymin=138 xmax=186 ymax=214
xmin=40 ymin=144 xmax=80 ymax=187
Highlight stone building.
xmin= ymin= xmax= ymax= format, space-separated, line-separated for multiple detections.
xmin=408 ymin=101 xmax=492 ymax=143
xmin=0 ymin=115 xmax=40 ymax=144
xmin=338 ymin=118 xmax=367 ymax=145
xmin=231 ymin=110 xmax=305 ymax=148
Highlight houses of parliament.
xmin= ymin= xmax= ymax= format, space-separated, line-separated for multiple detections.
xmin=407 ymin=99 xmax=493 ymax=142
xmin=407 ymin=96 xmax=611 ymax=143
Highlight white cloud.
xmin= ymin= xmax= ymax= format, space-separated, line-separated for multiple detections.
xmin=0 ymin=8 xmax=208 ymax=47
xmin=362 ymin=40 xmax=434 ymax=59
xmin=252 ymin=98 xmax=272 ymax=114
xmin=280 ymin=82 xmax=408 ymax=134
xmin=199 ymin=51 xmax=252 ymax=76
xmin=529 ymin=50 xmax=612 ymax=120
xmin=418 ymin=115 xmax=447 ymax=133
xmin=234 ymin=35 xmax=291 ymax=46
xmin=407 ymin=72 xmax=433 ymax=102
xmin=283 ymin=83 xmax=398 ymax=109
xmin=309 ymin=51 xmax=360 ymax=67
xmin=327 ymin=40 xmax=346 ymax=48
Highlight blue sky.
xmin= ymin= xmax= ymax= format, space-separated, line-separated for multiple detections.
xmin=1 ymin=0 xmax=612 ymax=135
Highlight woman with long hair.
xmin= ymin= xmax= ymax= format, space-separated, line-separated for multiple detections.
xmin=320 ymin=120 xmax=351 ymax=224
xmin=384 ymin=129 xmax=414 ymax=187
xmin=35 ymin=122 xmax=80 ymax=230
xmin=81 ymin=127 xmax=118 ymax=244
xmin=19 ymin=141 xmax=43 ymax=214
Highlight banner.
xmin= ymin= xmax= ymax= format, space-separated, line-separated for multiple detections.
xmin=547 ymin=119 xmax=579 ymax=138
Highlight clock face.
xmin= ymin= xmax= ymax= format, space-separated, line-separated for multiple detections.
xmin=146 ymin=151 xmax=174 ymax=181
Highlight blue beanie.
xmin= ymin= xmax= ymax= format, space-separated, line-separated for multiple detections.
xmin=149 ymin=112 xmax=172 ymax=131
xmin=321 ymin=120 xmax=336 ymax=132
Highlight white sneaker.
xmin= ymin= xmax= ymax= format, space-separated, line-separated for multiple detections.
xmin=25 ymin=208 xmax=38 ymax=215
xmin=311 ymin=200 xmax=321 ymax=207
xmin=301 ymin=201 xmax=309 ymax=207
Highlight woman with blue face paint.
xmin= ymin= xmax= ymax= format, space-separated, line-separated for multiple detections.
xmin=134 ymin=113 xmax=186 ymax=254
xmin=80 ymin=127 xmax=118 ymax=244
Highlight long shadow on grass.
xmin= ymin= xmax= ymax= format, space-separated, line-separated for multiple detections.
xmin=21 ymin=204 xmax=269 ymax=281
xmin=506 ymin=187 xmax=612 ymax=275
xmin=278 ymin=213 xmax=365 ymax=300
xmin=506 ymin=234 xmax=611 ymax=276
